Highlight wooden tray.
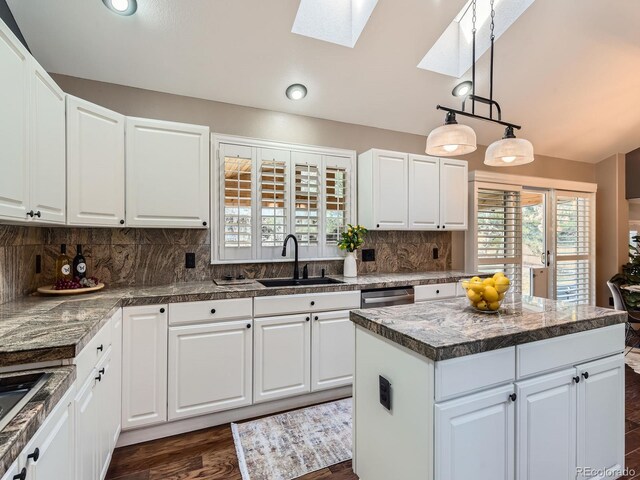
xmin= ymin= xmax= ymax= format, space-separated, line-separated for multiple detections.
xmin=37 ymin=283 xmax=105 ymax=296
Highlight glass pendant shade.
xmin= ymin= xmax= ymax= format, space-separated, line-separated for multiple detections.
xmin=484 ymin=127 xmax=534 ymax=166
xmin=426 ymin=112 xmax=477 ymax=156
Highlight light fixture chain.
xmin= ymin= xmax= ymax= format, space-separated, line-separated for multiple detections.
xmin=472 ymin=0 xmax=477 ymax=33
xmin=490 ymin=0 xmax=495 ymax=40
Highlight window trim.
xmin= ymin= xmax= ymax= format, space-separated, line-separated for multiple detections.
xmin=211 ymin=134 xmax=357 ymax=265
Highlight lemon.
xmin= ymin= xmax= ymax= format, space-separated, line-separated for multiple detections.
xmin=467 ymin=289 xmax=482 ymax=303
xmin=488 ymin=301 xmax=501 ymax=311
xmin=469 ymin=281 xmax=485 ymax=293
xmin=471 ymin=276 xmax=481 ymax=283
xmin=476 ymin=300 xmax=488 ymax=311
xmin=482 ymin=277 xmax=495 ymax=287
xmin=495 ymin=276 xmax=511 ymax=293
xmin=483 ymin=286 xmax=499 ymax=303
xmin=493 ymin=272 xmax=505 ymax=280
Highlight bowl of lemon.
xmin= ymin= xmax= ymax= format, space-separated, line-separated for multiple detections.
xmin=460 ymin=273 xmax=511 ymax=313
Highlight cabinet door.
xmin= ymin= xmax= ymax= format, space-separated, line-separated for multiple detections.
xmin=96 ymin=350 xmax=115 ymax=480
xmin=66 ymin=96 xmax=125 ymax=226
xmin=435 ymin=385 xmax=515 ymax=480
xmin=372 ymin=151 xmax=408 ymax=229
xmin=516 ymin=368 xmax=577 ymax=480
xmin=24 ymin=389 xmax=74 ymax=480
xmin=109 ymin=309 xmax=123 ymax=448
xmin=0 ymin=21 xmax=29 ymax=220
xmin=75 ymin=374 xmax=97 ymax=480
xmin=439 ymin=158 xmax=468 ymax=230
xmin=254 ymin=314 xmax=311 ymax=403
xmin=576 ymin=354 xmax=625 ymax=480
xmin=168 ymin=320 xmax=253 ymax=420
xmin=311 ymin=310 xmax=354 ymax=391
xmin=408 ymin=155 xmax=440 ymax=229
xmin=29 ymin=63 xmax=66 ymax=224
xmin=122 ymin=305 xmax=168 ymax=429
xmin=126 ymin=117 xmax=209 ymax=228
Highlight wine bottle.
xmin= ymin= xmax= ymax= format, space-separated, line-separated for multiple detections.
xmin=55 ymin=244 xmax=72 ymax=281
xmin=73 ymin=244 xmax=87 ymax=279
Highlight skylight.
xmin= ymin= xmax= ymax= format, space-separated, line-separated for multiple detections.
xmin=418 ymin=0 xmax=535 ymax=78
xmin=292 ymin=0 xmax=379 ymax=48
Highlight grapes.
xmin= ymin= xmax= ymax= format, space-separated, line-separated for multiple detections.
xmin=53 ymin=276 xmax=100 ymax=290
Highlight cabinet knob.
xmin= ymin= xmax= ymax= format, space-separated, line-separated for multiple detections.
xmin=98 ymin=368 xmax=105 ymax=375
xmin=376 ymin=224 xmax=380 ymax=228
xmin=97 ymin=344 xmax=103 ymax=352
xmin=203 ymin=221 xmax=207 ymax=226
xmin=210 ymin=308 xmax=216 ymax=314
xmin=442 ymin=225 xmax=445 ymax=229
xmin=306 ymin=316 xmax=310 ymax=322
xmin=246 ymin=323 xmax=251 ymax=329
xmin=437 ymin=225 xmax=440 ymax=229
xmin=26 ymin=210 xmax=34 ymax=218
xmin=573 ymin=376 xmax=580 ymax=384
xmin=35 ymin=211 xmax=41 ymax=218
xmin=582 ymin=372 xmax=589 ymax=380
xmin=95 ymin=373 xmax=102 ymax=382
xmin=160 ymin=308 xmax=165 ymax=313
xmin=120 ymin=219 xmax=125 ymax=225
xmin=314 ymin=316 xmax=319 ymax=321
xmin=310 ymin=301 xmax=315 ymax=306
xmin=27 ymin=447 xmax=40 ymax=463
xmin=509 ymin=393 xmax=517 ymax=402
xmin=13 ymin=467 xmax=26 ymax=480
xmin=436 ymin=290 xmax=440 ymax=294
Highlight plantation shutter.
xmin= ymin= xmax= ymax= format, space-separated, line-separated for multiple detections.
xmin=554 ymin=192 xmax=594 ymax=305
xmin=323 ymin=155 xmax=353 ymax=257
xmin=474 ymin=185 xmax=523 ymax=292
xmin=259 ymin=148 xmax=290 ymax=259
xmin=219 ymin=143 xmax=254 ymax=260
xmin=291 ymin=152 xmax=322 ymax=258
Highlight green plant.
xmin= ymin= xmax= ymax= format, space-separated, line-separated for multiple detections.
xmin=611 ymin=235 xmax=640 ymax=309
xmin=338 ymin=224 xmax=368 ymax=253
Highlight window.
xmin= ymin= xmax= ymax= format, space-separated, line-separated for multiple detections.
xmin=213 ymin=136 xmax=356 ymax=264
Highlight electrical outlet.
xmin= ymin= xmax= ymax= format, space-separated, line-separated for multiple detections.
xmin=362 ymin=249 xmax=375 ymax=262
xmin=379 ymin=375 xmax=391 ymax=411
xmin=433 ymin=247 xmax=439 ymax=260
xmin=185 ymin=252 xmax=196 ymax=269
xmin=35 ymin=255 xmax=42 ymax=274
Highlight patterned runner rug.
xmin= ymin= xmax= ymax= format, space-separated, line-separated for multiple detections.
xmin=626 ymin=347 xmax=640 ymax=374
xmin=232 ymin=398 xmax=352 ymax=480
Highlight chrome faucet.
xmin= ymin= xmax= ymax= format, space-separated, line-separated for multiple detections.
xmin=281 ymin=234 xmax=300 ymax=280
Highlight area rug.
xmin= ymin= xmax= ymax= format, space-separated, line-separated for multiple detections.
xmin=231 ymin=398 xmax=352 ymax=480
xmin=626 ymin=347 xmax=640 ymax=374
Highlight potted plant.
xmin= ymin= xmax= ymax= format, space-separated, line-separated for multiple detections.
xmin=338 ymin=224 xmax=368 ymax=278
xmin=611 ymin=235 xmax=640 ymax=309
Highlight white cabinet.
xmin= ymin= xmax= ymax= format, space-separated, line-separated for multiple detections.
xmin=29 ymin=63 xmax=66 ymax=224
xmin=358 ymin=149 xmax=468 ymax=231
xmin=0 ymin=20 xmax=29 ymax=221
xmin=126 ymin=117 xmax=209 ymax=228
xmin=311 ymin=310 xmax=354 ymax=391
xmin=75 ymin=370 xmax=98 ymax=480
xmin=576 ymin=354 xmax=625 ymax=480
xmin=409 ymin=154 xmax=439 ymax=229
xmin=435 ymin=384 xmax=515 ymax=480
xmin=22 ymin=387 xmax=75 ymax=480
xmin=516 ymin=368 xmax=577 ymax=480
xmin=66 ymin=96 xmax=125 ymax=226
xmin=122 ymin=305 xmax=168 ymax=429
xmin=253 ymin=314 xmax=311 ymax=403
xmin=168 ymin=320 xmax=253 ymax=420
xmin=439 ymin=158 xmax=468 ymax=230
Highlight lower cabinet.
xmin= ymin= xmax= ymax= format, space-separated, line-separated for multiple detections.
xmin=435 ymin=384 xmax=515 ymax=480
xmin=122 ymin=305 xmax=168 ymax=430
xmin=168 ymin=320 xmax=253 ymax=420
xmin=311 ymin=310 xmax=354 ymax=391
xmin=254 ymin=314 xmax=311 ymax=403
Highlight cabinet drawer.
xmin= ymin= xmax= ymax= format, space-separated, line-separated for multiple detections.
xmin=414 ymin=283 xmax=457 ymax=302
xmin=517 ymin=323 xmax=625 ymax=379
xmin=169 ymin=298 xmax=252 ymax=325
xmin=435 ymin=347 xmax=515 ymax=401
xmin=253 ymin=290 xmax=361 ymax=317
xmin=75 ymin=311 xmax=116 ymax=384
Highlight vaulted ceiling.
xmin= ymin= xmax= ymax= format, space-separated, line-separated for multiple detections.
xmin=8 ymin=0 xmax=640 ymax=163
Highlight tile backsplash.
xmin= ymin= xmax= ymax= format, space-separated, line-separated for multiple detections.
xmin=0 ymin=225 xmax=451 ymax=305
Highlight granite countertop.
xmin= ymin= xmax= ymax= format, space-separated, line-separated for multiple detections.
xmin=350 ymin=295 xmax=627 ymax=361
xmin=0 ymin=366 xmax=76 ymax=476
xmin=0 ymin=271 xmax=475 ymax=367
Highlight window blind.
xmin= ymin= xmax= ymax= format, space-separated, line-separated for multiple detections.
xmin=223 ymin=156 xmax=252 ymax=248
xmin=260 ymin=159 xmax=287 ymax=247
xmin=325 ymin=166 xmax=348 ymax=244
xmin=294 ymin=163 xmax=320 ymax=245
xmin=555 ymin=193 xmax=592 ymax=305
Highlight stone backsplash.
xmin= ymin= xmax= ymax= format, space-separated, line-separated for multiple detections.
xmin=0 ymin=226 xmax=451 ymax=305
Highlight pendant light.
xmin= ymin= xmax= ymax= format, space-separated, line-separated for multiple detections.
xmin=484 ymin=126 xmax=534 ymax=166
xmin=426 ymin=0 xmax=533 ymax=166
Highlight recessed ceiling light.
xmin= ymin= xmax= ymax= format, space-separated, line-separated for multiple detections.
xmin=452 ymin=80 xmax=473 ymax=97
xmin=102 ymin=0 xmax=137 ymax=16
xmin=286 ymin=84 xmax=308 ymax=100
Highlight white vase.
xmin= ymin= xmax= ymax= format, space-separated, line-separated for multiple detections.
xmin=344 ymin=251 xmax=358 ymax=278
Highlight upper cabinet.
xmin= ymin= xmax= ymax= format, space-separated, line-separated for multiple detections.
xmin=67 ymin=96 xmax=125 ymax=227
xmin=126 ymin=118 xmax=210 ymax=228
xmin=358 ymin=149 xmax=468 ymax=231
xmin=0 ymin=20 xmax=65 ymax=224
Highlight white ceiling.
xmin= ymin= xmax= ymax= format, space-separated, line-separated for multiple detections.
xmin=8 ymin=0 xmax=640 ymax=163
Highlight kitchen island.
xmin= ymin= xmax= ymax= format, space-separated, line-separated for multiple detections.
xmin=350 ymin=295 xmax=627 ymax=480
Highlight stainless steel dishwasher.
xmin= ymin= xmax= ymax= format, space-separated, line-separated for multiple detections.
xmin=360 ymin=286 xmax=415 ymax=309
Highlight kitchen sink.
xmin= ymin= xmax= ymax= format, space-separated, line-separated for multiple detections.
xmin=0 ymin=372 xmax=50 ymax=432
xmin=258 ymin=277 xmax=344 ymax=288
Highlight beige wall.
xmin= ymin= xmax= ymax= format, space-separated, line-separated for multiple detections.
xmin=595 ymin=153 xmax=629 ymax=307
xmin=52 ymin=74 xmax=599 ymax=271
xmin=630 ymin=201 xmax=640 ymax=222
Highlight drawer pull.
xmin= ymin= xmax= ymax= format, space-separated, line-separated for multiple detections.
xmin=573 ymin=376 xmax=580 ymax=384
xmin=582 ymin=371 xmax=589 ymax=380
xmin=246 ymin=323 xmax=251 ymax=329
xmin=160 ymin=308 xmax=165 ymax=313
xmin=13 ymin=467 xmax=26 ymax=480
xmin=211 ymin=308 xmax=216 ymax=314
xmin=436 ymin=290 xmax=440 ymax=294
xmin=99 ymin=368 xmax=105 ymax=375
xmin=97 ymin=344 xmax=103 ymax=352
xmin=95 ymin=373 xmax=102 ymax=382
xmin=27 ymin=447 xmax=40 ymax=463
xmin=509 ymin=393 xmax=517 ymax=402
xmin=310 ymin=301 xmax=315 ymax=306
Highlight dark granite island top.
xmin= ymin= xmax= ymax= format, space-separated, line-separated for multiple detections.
xmin=350 ymin=295 xmax=628 ymax=361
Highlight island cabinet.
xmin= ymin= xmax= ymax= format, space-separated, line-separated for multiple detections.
xmin=352 ymin=322 xmax=625 ymax=480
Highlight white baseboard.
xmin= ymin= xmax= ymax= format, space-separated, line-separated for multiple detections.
xmin=116 ymin=386 xmax=352 ymax=447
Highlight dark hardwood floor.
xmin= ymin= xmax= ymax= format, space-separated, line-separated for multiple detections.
xmin=107 ymin=365 xmax=640 ymax=480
